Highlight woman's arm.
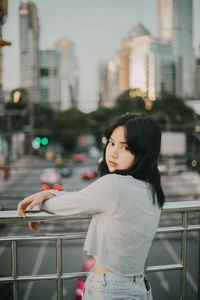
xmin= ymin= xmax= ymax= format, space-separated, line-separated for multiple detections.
xmin=17 ymin=174 xmax=118 ymax=234
xmin=17 ymin=190 xmax=55 ymax=218
xmin=39 ymin=174 xmax=118 ymax=216
xmin=18 ymin=174 xmax=118 ymax=218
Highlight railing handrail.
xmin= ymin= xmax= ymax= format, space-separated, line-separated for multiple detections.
xmin=0 ymin=200 xmax=200 ymax=224
xmin=0 ymin=200 xmax=200 ymax=300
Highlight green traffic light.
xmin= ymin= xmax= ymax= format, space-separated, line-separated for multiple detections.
xmin=35 ymin=137 xmax=41 ymax=144
xmin=42 ymin=137 xmax=48 ymax=145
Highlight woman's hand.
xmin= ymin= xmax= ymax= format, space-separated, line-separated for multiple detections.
xmin=28 ymin=221 xmax=45 ymax=234
xmin=17 ymin=190 xmax=54 ymax=218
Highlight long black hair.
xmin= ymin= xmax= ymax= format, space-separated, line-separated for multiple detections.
xmin=98 ymin=113 xmax=165 ymax=208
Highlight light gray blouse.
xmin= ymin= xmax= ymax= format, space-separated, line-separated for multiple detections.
xmin=39 ymin=174 xmax=161 ymax=276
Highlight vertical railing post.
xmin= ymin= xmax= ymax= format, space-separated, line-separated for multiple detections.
xmin=198 ymin=211 xmax=200 ymax=300
xmin=56 ymin=238 xmax=63 ymax=300
xmin=11 ymin=241 xmax=18 ymax=300
xmin=180 ymin=212 xmax=188 ymax=300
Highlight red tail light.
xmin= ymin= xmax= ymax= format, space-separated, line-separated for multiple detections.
xmin=74 ymin=154 xmax=80 ymax=161
xmin=42 ymin=184 xmax=50 ymax=190
xmin=53 ymin=184 xmax=61 ymax=190
xmin=87 ymin=172 xmax=95 ymax=179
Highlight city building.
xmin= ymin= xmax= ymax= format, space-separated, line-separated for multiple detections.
xmin=98 ymin=61 xmax=109 ymax=107
xmin=99 ymin=23 xmax=176 ymax=107
xmin=128 ymin=23 xmax=176 ymax=101
xmin=40 ymin=49 xmax=61 ymax=109
xmin=19 ymin=1 xmax=40 ymax=103
xmin=55 ymin=37 xmax=79 ymax=110
xmin=40 ymin=37 xmax=79 ymax=111
xmin=106 ymin=53 xmax=121 ymax=107
xmin=0 ymin=0 xmax=11 ymax=115
xmin=195 ymin=57 xmax=200 ymax=99
xmin=119 ymin=41 xmax=131 ymax=92
xmin=158 ymin=0 xmax=194 ymax=98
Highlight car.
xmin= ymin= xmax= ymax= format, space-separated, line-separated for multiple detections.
xmin=79 ymin=170 xmax=97 ymax=180
xmin=60 ymin=166 xmax=73 ymax=177
xmin=73 ymin=153 xmax=87 ymax=162
xmin=75 ymin=258 xmax=95 ymax=300
xmin=88 ymin=146 xmax=101 ymax=158
xmin=40 ymin=168 xmax=62 ymax=190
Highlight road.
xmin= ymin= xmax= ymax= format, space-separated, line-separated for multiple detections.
xmin=0 ymin=157 xmax=199 ymax=300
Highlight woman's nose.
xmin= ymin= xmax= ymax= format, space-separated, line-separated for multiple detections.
xmin=111 ymin=147 xmax=118 ymax=158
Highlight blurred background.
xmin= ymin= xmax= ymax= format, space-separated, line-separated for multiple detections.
xmin=0 ymin=0 xmax=200 ymax=299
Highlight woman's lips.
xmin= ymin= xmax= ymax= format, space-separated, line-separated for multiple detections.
xmin=108 ymin=160 xmax=117 ymax=167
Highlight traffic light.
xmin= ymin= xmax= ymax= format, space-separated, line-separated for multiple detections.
xmin=35 ymin=137 xmax=41 ymax=144
xmin=32 ymin=137 xmax=48 ymax=149
xmin=13 ymin=90 xmax=21 ymax=103
xmin=42 ymin=137 xmax=48 ymax=146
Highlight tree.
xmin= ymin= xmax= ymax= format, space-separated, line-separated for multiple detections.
xmin=52 ymin=108 xmax=90 ymax=153
xmin=151 ymin=95 xmax=195 ymax=132
xmin=33 ymin=103 xmax=54 ymax=132
xmin=115 ymin=89 xmax=146 ymax=114
xmin=88 ymin=107 xmax=114 ymax=148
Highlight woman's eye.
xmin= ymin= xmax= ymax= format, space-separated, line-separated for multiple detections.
xmin=108 ymin=141 xmax=114 ymax=146
xmin=122 ymin=146 xmax=129 ymax=151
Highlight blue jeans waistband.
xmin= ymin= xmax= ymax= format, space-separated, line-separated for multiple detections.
xmin=87 ymin=268 xmax=144 ymax=284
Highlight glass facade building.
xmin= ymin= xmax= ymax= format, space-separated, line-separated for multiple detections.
xmin=128 ymin=24 xmax=176 ymax=100
xmin=158 ymin=0 xmax=194 ymax=98
xmin=99 ymin=23 xmax=176 ymax=107
xmin=40 ymin=37 xmax=79 ymax=111
xmin=195 ymin=58 xmax=200 ymax=99
xmin=19 ymin=1 xmax=40 ymax=103
xmin=40 ymin=50 xmax=61 ymax=109
xmin=106 ymin=53 xmax=121 ymax=106
xmin=55 ymin=37 xmax=79 ymax=110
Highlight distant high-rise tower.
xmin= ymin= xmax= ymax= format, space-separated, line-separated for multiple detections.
xmin=158 ymin=0 xmax=194 ymax=98
xmin=55 ymin=37 xmax=79 ymax=110
xmin=128 ymin=23 xmax=176 ymax=101
xmin=0 ymin=0 xmax=11 ymax=115
xmin=40 ymin=37 xmax=79 ymax=111
xmin=19 ymin=1 xmax=40 ymax=103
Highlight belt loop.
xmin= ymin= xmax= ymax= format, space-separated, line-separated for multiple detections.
xmin=133 ymin=276 xmax=136 ymax=283
xmin=102 ymin=273 xmax=106 ymax=287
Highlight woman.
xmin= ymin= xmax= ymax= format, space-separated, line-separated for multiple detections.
xmin=18 ymin=112 xmax=165 ymax=300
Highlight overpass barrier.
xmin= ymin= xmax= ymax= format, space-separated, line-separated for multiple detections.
xmin=0 ymin=200 xmax=200 ymax=300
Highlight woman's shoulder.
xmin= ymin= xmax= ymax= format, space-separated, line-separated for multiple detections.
xmin=97 ymin=174 xmax=150 ymax=187
xmin=95 ymin=173 xmax=120 ymax=184
xmin=96 ymin=173 xmax=131 ymax=188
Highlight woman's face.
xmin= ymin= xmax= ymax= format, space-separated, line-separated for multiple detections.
xmin=105 ymin=126 xmax=135 ymax=172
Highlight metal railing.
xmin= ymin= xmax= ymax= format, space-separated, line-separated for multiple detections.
xmin=0 ymin=200 xmax=200 ymax=300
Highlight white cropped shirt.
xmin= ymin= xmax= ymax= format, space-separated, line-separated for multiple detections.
xmin=39 ymin=174 xmax=161 ymax=276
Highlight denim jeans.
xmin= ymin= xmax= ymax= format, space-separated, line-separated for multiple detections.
xmin=82 ymin=269 xmax=153 ymax=300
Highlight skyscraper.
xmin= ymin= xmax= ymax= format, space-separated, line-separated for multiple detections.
xmin=0 ymin=0 xmax=11 ymax=115
xmin=98 ymin=61 xmax=109 ymax=107
xmin=40 ymin=37 xmax=79 ymax=111
xmin=99 ymin=23 xmax=176 ymax=107
xmin=40 ymin=49 xmax=61 ymax=109
xmin=195 ymin=57 xmax=200 ymax=99
xmin=158 ymin=0 xmax=194 ymax=98
xmin=55 ymin=36 xmax=79 ymax=110
xmin=19 ymin=1 xmax=40 ymax=103
xmin=128 ymin=23 xmax=176 ymax=100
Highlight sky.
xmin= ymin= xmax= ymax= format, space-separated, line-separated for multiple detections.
xmin=2 ymin=0 xmax=200 ymax=112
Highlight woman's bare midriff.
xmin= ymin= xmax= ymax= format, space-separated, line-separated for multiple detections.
xmin=94 ymin=258 xmax=113 ymax=273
